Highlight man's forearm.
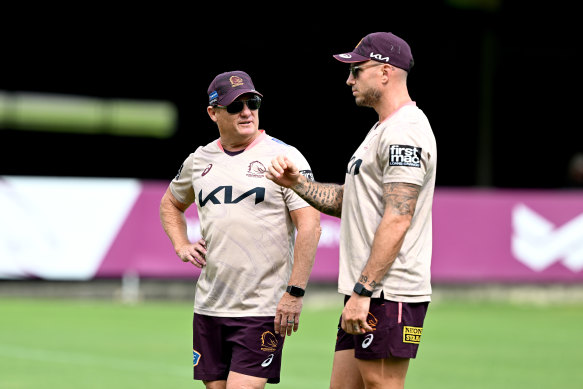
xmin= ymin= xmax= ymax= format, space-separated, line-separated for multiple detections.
xmin=357 ymin=182 xmax=419 ymax=291
xmin=292 ymin=177 xmax=344 ymax=218
xmin=288 ymin=222 xmax=321 ymax=289
xmin=358 ymin=216 xmax=408 ymax=291
xmin=160 ymin=191 xmax=191 ymax=251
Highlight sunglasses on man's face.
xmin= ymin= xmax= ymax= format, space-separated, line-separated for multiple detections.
xmin=349 ymin=62 xmax=384 ymax=78
xmin=215 ymin=96 xmax=262 ymax=114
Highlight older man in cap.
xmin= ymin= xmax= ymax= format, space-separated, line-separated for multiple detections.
xmin=267 ymin=32 xmax=437 ymax=388
xmin=160 ymin=70 xmax=321 ymax=388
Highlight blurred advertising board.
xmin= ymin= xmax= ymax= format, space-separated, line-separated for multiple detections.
xmin=1 ymin=176 xmax=583 ymax=282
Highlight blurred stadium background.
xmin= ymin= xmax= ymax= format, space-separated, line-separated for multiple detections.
xmin=2 ymin=1 xmax=583 ymax=388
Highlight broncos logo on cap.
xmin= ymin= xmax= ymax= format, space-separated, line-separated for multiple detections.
xmin=230 ymin=76 xmax=244 ymax=87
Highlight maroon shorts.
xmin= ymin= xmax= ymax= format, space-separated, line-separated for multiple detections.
xmin=192 ymin=313 xmax=285 ymax=384
xmin=335 ymin=295 xmax=429 ymax=359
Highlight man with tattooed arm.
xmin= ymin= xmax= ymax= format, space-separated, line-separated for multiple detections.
xmin=266 ymin=32 xmax=436 ymax=389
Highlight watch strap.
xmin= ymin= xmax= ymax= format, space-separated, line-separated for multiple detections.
xmin=286 ymin=285 xmax=305 ymax=297
xmin=353 ymin=282 xmax=373 ymax=297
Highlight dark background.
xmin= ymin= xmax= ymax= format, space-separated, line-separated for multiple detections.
xmin=1 ymin=1 xmax=580 ymax=188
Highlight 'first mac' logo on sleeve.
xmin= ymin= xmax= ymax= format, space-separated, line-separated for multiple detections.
xmin=389 ymin=145 xmax=422 ymax=168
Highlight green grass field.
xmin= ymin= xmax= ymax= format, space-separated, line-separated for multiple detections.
xmin=1 ymin=297 xmax=583 ymax=388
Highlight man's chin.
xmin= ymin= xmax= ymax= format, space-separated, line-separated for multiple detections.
xmin=355 ymin=98 xmax=369 ymax=107
xmin=237 ymin=125 xmax=258 ymax=135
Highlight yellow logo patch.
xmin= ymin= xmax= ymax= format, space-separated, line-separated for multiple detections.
xmin=403 ymin=326 xmax=423 ymax=344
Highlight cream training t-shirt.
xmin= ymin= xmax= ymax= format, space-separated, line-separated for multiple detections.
xmin=170 ymin=131 xmax=313 ymax=317
xmin=338 ymin=103 xmax=437 ymax=302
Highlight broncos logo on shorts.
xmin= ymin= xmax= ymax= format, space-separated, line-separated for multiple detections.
xmin=260 ymin=331 xmax=278 ymax=352
xmin=367 ymin=312 xmax=378 ymax=331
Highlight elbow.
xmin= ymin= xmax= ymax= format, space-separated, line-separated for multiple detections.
xmin=383 ymin=214 xmax=412 ymax=236
xmin=159 ymin=197 xmax=167 ymax=221
xmin=159 ymin=193 xmax=172 ymax=220
xmin=397 ymin=218 xmax=413 ymax=236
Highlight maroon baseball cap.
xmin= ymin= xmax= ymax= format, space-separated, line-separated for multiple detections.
xmin=207 ymin=70 xmax=263 ymax=106
xmin=333 ymin=32 xmax=414 ymax=72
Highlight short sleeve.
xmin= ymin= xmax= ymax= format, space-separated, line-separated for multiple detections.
xmin=169 ymin=153 xmax=196 ymax=205
xmin=378 ymin=124 xmax=427 ymax=186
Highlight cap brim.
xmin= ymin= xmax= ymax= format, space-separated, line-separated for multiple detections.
xmin=333 ymin=52 xmax=369 ymax=63
xmin=218 ymin=89 xmax=263 ymax=106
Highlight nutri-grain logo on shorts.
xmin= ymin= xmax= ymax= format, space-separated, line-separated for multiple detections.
xmin=389 ymin=145 xmax=422 ymax=168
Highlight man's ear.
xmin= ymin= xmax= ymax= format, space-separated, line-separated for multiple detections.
xmin=380 ymin=64 xmax=393 ymax=83
xmin=207 ymin=106 xmax=218 ymax=122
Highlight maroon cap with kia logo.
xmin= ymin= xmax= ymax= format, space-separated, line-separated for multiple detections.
xmin=333 ymin=32 xmax=414 ymax=72
xmin=208 ymin=70 xmax=263 ymax=106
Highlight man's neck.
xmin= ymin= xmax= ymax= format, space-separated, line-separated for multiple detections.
xmin=377 ymin=94 xmax=413 ymax=123
xmin=220 ymin=130 xmax=261 ymax=152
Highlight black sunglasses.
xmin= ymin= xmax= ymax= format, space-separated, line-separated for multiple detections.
xmin=349 ymin=62 xmax=384 ymax=78
xmin=215 ymin=96 xmax=262 ymax=114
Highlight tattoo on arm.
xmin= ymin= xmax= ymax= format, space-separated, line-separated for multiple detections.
xmin=352 ymin=184 xmax=419 ymax=293
xmin=359 ymin=275 xmax=377 ymax=289
xmin=383 ymin=183 xmax=421 ymax=216
xmin=293 ymin=180 xmax=343 ymax=217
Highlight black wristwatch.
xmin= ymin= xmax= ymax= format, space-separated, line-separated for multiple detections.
xmin=353 ymin=282 xmax=373 ymax=297
xmin=286 ymin=285 xmax=305 ymax=297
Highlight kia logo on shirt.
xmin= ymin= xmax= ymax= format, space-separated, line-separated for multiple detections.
xmin=198 ymin=186 xmax=265 ymax=206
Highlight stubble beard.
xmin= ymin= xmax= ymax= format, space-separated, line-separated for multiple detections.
xmin=355 ymin=87 xmax=382 ymax=108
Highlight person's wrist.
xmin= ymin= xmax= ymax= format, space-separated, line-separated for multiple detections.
xmin=286 ymin=285 xmax=305 ymax=297
xmin=292 ymin=174 xmax=308 ymax=194
xmin=353 ymin=282 xmax=373 ymax=297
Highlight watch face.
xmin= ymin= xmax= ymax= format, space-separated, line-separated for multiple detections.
xmin=354 ymin=283 xmax=372 ymax=296
xmin=287 ymin=285 xmax=305 ymax=297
